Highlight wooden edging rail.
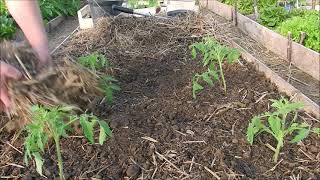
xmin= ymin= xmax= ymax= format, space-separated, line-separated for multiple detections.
xmin=200 ymin=0 xmax=320 ymax=80
xmin=231 ymin=41 xmax=320 ymax=118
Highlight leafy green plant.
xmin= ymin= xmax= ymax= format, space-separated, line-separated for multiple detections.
xmin=78 ymin=53 xmax=108 ymax=72
xmin=39 ymin=0 xmax=81 ymax=21
xmin=258 ymin=5 xmax=289 ymax=28
xmin=190 ymin=37 xmax=240 ymax=97
xmin=0 ymin=0 xmax=16 ymax=39
xmin=127 ymin=0 xmax=158 ymax=9
xmin=246 ymin=98 xmax=313 ymax=163
xmin=220 ymin=0 xmax=277 ymax=15
xmin=99 ymin=75 xmax=121 ymax=104
xmin=277 ymin=11 xmax=320 ymax=52
xmin=312 ymin=128 xmax=320 ymax=136
xmin=24 ymin=105 xmax=112 ymax=179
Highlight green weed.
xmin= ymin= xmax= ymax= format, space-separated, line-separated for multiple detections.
xmin=24 ymin=105 xmax=111 ymax=179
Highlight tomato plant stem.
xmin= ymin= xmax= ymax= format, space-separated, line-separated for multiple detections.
xmin=54 ymin=137 xmax=65 ymax=180
xmin=274 ymin=141 xmax=282 ymax=163
xmin=218 ymin=59 xmax=226 ymax=94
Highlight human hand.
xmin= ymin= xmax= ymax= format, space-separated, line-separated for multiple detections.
xmin=33 ymin=45 xmax=51 ymax=69
xmin=0 ymin=61 xmax=22 ymax=110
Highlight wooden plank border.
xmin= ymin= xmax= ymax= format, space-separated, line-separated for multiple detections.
xmin=231 ymin=41 xmax=320 ymax=118
xmin=45 ymin=15 xmax=65 ymax=33
xmin=200 ymin=0 xmax=320 ymax=80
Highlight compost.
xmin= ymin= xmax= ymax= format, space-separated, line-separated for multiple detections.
xmin=1 ymin=13 xmax=319 ymax=179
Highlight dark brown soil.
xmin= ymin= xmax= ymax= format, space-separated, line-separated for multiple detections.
xmin=1 ymin=15 xmax=319 ymax=179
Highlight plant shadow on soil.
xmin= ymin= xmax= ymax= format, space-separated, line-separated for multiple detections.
xmin=1 ymin=15 xmax=319 ymax=179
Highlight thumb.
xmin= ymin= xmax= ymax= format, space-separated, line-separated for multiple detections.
xmin=0 ymin=86 xmax=11 ymax=109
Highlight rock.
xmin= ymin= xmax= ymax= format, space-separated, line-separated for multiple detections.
xmin=126 ymin=164 xmax=141 ymax=177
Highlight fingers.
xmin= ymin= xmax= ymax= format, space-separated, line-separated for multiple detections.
xmin=0 ymin=86 xmax=11 ymax=109
xmin=0 ymin=62 xmax=22 ymax=80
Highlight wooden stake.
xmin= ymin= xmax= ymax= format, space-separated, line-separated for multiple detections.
xmin=233 ymin=0 xmax=238 ymax=26
xmin=287 ymin=32 xmax=293 ymax=82
xmin=299 ymin=31 xmax=306 ymax=44
xmin=253 ymin=0 xmax=259 ymax=20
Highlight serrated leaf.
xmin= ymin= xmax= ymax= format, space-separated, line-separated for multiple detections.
xmin=268 ymin=116 xmax=282 ymax=138
xmin=227 ymin=49 xmax=240 ymax=63
xmin=191 ymin=48 xmax=197 ymax=59
xmin=312 ymin=128 xmax=320 ymax=135
xmin=98 ymin=121 xmax=112 ymax=145
xmin=33 ymin=152 xmax=43 ymax=176
xmin=290 ymin=128 xmax=310 ymax=143
xmin=79 ymin=116 xmax=96 ymax=144
xmin=247 ymin=116 xmax=264 ymax=145
xmin=201 ymin=72 xmax=214 ymax=86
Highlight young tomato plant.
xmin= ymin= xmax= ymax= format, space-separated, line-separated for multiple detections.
xmin=190 ymin=37 xmax=240 ymax=98
xmin=24 ymin=105 xmax=112 ymax=179
xmin=78 ymin=53 xmax=109 ymax=72
xmin=99 ymin=75 xmax=121 ymax=104
xmin=246 ymin=98 xmax=312 ymax=163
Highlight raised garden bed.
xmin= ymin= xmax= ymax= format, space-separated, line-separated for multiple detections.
xmin=200 ymin=0 xmax=319 ymax=81
xmin=0 ymin=12 xmax=319 ymax=180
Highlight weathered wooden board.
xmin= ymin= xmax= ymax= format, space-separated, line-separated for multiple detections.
xmin=200 ymin=0 xmax=320 ymax=80
xmin=206 ymin=0 xmax=233 ymax=20
xmin=236 ymin=12 xmax=319 ymax=80
xmin=232 ymin=42 xmax=320 ymax=118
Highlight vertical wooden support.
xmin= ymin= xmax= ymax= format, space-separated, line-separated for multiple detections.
xmin=287 ymin=32 xmax=292 ymax=82
xmin=299 ymin=31 xmax=306 ymax=45
xmin=206 ymin=0 xmax=208 ymax=7
xmin=253 ymin=0 xmax=259 ymax=20
xmin=233 ymin=0 xmax=238 ymax=26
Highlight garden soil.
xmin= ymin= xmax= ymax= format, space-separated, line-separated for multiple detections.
xmin=1 ymin=13 xmax=319 ymax=179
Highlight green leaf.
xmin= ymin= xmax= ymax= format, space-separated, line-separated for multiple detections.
xmin=192 ymin=81 xmax=203 ymax=99
xmin=201 ymin=72 xmax=214 ymax=86
xmin=98 ymin=121 xmax=112 ymax=145
xmin=247 ymin=116 xmax=264 ymax=145
xmin=79 ymin=115 xmax=96 ymax=144
xmin=33 ymin=152 xmax=44 ymax=176
xmin=226 ymin=48 xmax=240 ymax=63
xmin=290 ymin=128 xmax=310 ymax=143
xmin=268 ymin=116 xmax=282 ymax=137
xmin=191 ymin=48 xmax=197 ymax=59
xmin=312 ymin=128 xmax=320 ymax=135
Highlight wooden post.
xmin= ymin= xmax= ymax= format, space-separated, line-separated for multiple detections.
xmin=312 ymin=0 xmax=316 ymax=9
xmin=287 ymin=32 xmax=292 ymax=82
xmin=207 ymin=0 xmax=208 ymax=7
xmin=253 ymin=0 xmax=259 ymax=20
xmin=233 ymin=0 xmax=238 ymax=26
xmin=299 ymin=31 xmax=306 ymax=45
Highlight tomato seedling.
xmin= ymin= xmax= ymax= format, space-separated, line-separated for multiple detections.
xmin=246 ymin=98 xmax=317 ymax=163
xmin=24 ymin=105 xmax=112 ymax=179
xmin=78 ymin=53 xmax=108 ymax=72
xmin=190 ymin=37 xmax=240 ymax=98
xmin=99 ymin=75 xmax=121 ymax=104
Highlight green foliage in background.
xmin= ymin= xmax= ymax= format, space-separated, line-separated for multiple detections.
xmin=277 ymin=11 xmax=320 ymax=52
xmin=220 ymin=0 xmax=277 ymax=15
xmin=258 ymin=5 xmax=289 ymax=28
xmin=39 ymin=0 xmax=81 ymax=22
xmin=127 ymin=0 xmax=159 ymax=9
xmin=0 ymin=0 xmax=16 ymax=39
xmin=0 ymin=0 xmax=80 ymax=39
